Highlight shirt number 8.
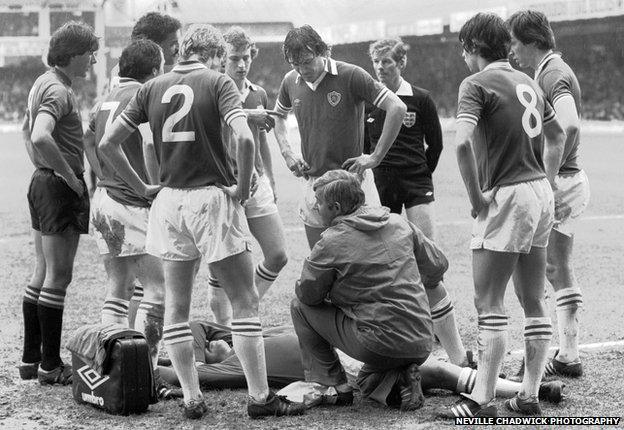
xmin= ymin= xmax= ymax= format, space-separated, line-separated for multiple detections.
xmin=515 ymin=84 xmax=542 ymax=138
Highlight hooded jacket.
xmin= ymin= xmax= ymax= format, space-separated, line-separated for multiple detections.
xmin=296 ymin=205 xmax=447 ymax=358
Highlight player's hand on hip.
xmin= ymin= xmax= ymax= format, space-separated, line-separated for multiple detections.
xmin=471 ymin=187 xmax=498 ymax=219
xmin=342 ymin=154 xmax=379 ymax=175
xmin=218 ymin=184 xmax=249 ymax=206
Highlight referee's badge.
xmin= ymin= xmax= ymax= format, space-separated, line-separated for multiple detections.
xmin=403 ymin=112 xmax=416 ymax=128
xmin=327 ymin=91 xmax=341 ymax=107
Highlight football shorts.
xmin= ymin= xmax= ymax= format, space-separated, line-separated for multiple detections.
xmin=471 ymin=178 xmax=554 ymax=253
xmin=373 ymin=166 xmax=434 ymax=213
xmin=245 ymin=174 xmax=278 ymax=219
xmin=553 ymin=170 xmax=590 ymax=237
xmin=28 ymin=168 xmax=89 ymax=235
xmin=299 ymin=169 xmax=381 ymax=228
xmin=146 ymin=186 xmax=251 ymax=262
xmin=90 ymin=187 xmax=150 ymax=257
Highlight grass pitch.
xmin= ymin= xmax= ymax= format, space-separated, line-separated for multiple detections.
xmin=0 ymin=127 xmax=623 ymax=429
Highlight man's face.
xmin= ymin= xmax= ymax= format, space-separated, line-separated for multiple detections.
xmin=160 ymin=30 xmax=180 ymax=66
xmin=69 ymin=50 xmax=97 ymax=78
xmin=509 ymin=33 xmax=532 ymax=68
xmin=314 ymin=189 xmax=340 ymax=227
xmin=225 ymin=44 xmax=252 ymax=82
xmin=204 ymin=340 xmax=234 ymax=364
xmin=371 ymin=50 xmax=403 ymax=87
xmin=462 ymin=48 xmax=479 ymax=73
xmin=288 ymin=51 xmax=325 ymax=83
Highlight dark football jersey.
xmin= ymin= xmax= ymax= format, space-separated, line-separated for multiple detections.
xmin=90 ymin=78 xmax=151 ymax=207
xmin=535 ymin=53 xmax=582 ymax=175
xmin=456 ymin=60 xmax=556 ymax=191
xmin=27 ymin=68 xmax=84 ymax=174
xmin=119 ymin=60 xmax=246 ymax=188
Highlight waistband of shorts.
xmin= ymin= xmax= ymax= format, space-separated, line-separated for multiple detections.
xmin=557 ymin=169 xmax=585 ymax=179
xmin=486 ymin=175 xmax=547 ymax=191
xmin=35 ymin=167 xmax=84 ymax=179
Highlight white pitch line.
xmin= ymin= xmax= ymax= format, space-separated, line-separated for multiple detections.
xmin=509 ymin=339 xmax=624 ymax=356
xmin=283 ymin=213 xmax=624 ymax=233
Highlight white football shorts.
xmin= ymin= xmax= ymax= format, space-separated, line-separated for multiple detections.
xmin=553 ymin=170 xmax=590 ymax=237
xmin=471 ymin=178 xmax=554 ymax=253
xmin=90 ymin=187 xmax=150 ymax=257
xmin=146 ymin=186 xmax=251 ymax=262
xmin=245 ymin=174 xmax=278 ymax=219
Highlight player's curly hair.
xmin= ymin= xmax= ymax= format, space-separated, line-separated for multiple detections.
xmin=459 ymin=12 xmax=511 ymax=62
xmin=131 ymin=12 xmax=181 ymax=44
xmin=283 ymin=25 xmax=330 ymax=63
xmin=223 ymin=26 xmax=258 ymax=59
xmin=47 ymin=21 xmax=99 ymax=67
xmin=313 ymin=170 xmax=365 ymax=216
xmin=179 ymin=24 xmax=226 ymax=62
xmin=119 ymin=39 xmax=162 ymax=81
xmin=369 ymin=38 xmax=410 ymax=63
xmin=506 ymin=10 xmax=556 ymax=50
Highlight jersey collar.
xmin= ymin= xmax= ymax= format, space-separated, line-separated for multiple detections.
xmin=296 ymin=57 xmax=338 ymax=91
xmin=395 ymin=78 xmax=413 ymax=96
xmin=52 ymin=67 xmax=72 ymax=86
xmin=482 ymin=59 xmax=513 ymax=72
xmin=240 ymin=79 xmax=258 ymax=103
xmin=118 ymin=77 xmax=140 ymax=88
xmin=173 ymin=60 xmax=207 ymax=73
xmin=534 ymin=51 xmax=560 ymax=79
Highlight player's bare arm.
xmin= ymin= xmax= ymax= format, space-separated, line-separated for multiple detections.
xmin=553 ymin=96 xmax=580 ymax=161
xmin=257 ymin=128 xmax=277 ymax=198
xmin=82 ymin=127 xmax=104 ymax=180
xmin=21 ymin=113 xmax=36 ymax=165
xmin=138 ymin=122 xmax=159 ymax=185
xmin=454 ymin=121 xmax=493 ymax=218
xmin=342 ymin=91 xmax=406 ymax=174
xmin=30 ymin=111 xmax=83 ymax=195
xmin=225 ymin=115 xmax=255 ymax=203
xmin=98 ymin=117 xmax=160 ymax=198
xmin=543 ymin=117 xmax=566 ymax=187
xmin=274 ymin=114 xmax=309 ymax=177
xmin=245 ymin=108 xmax=280 ymax=131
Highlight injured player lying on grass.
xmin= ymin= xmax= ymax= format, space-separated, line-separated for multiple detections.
xmin=156 ymin=320 xmax=566 ymax=410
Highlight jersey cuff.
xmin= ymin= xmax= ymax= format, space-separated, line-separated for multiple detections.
xmin=543 ymin=111 xmax=557 ymax=125
xmin=456 ymin=113 xmax=479 ymax=126
xmin=552 ymin=93 xmax=574 ymax=110
xmin=119 ymin=113 xmax=139 ymax=131
xmin=373 ymin=87 xmax=390 ymax=107
xmin=224 ymin=108 xmax=247 ymax=126
xmin=275 ymin=100 xmax=292 ymax=115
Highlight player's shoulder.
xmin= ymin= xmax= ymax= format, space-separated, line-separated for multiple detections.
xmin=248 ymin=80 xmax=267 ymax=96
xmin=281 ymin=69 xmax=299 ymax=84
xmin=409 ymin=84 xmax=433 ymax=99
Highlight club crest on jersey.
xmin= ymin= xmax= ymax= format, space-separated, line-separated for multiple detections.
xmin=327 ymin=91 xmax=341 ymax=107
xmin=403 ymin=112 xmax=416 ymax=128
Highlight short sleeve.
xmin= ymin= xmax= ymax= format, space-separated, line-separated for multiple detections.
xmin=217 ymin=75 xmax=246 ymax=126
xmin=275 ymin=74 xmax=292 ymax=115
xmin=541 ymin=70 xmax=574 ymax=108
xmin=37 ymin=84 xmax=70 ymax=122
xmin=258 ymin=87 xmax=268 ymax=109
xmin=350 ymin=65 xmax=390 ymax=107
xmin=456 ymin=78 xmax=483 ymax=126
xmin=543 ymin=98 xmax=556 ymax=125
xmin=119 ymin=85 xmax=148 ymax=131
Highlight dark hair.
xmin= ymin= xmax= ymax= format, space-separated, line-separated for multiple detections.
xmin=223 ymin=26 xmax=258 ymax=59
xmin=313 ymin=170 xmax=365 ymax=215
xmin=283 ymin=25 xmax=329 ymax=63
xmin=369 ymin=38 xmax=409 ymax=62
xmin=119 ymin=39 xmax=162 ymax=81
xmin=458 ymin=12 xmax=511 ymax=62
xmin=506 ymin=10 xmax=556 ymax=50
xmin=131 ymin=12 xmax=181 ymax=44
xmin=47 ymin=21 xmax=99 ymax=67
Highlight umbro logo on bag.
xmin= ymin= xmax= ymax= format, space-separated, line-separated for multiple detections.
xmin=327 ymin=91 xmax=341 ymax=107
xmin=77 ymin=365 xmax=110 ymax=390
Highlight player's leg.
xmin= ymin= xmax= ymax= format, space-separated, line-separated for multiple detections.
xmin=127 ymin=281 xmax=143 ymax=328
xmin=405 ymin=202 xmax=436 ymax=240
xmin=20 ymin=229 xmax=45 ymax=378
xmin=37 ymin=231 xmax=80 ymax=380
xmin=467 ymin=249 xmax=517 ymax=406
xmin=208 ymin=272 xmax=232 ymax=326
xmin=134 ymin=254 xmax=165 ymax=369
xmin=161 ymin=259 xmax=202 ymax=403
xmin=546 ymin=231 xmax=583 ymax=368
xmin=372 ymin=167 xmax=402 ymax=214
xmin=248 ymin=213 xmax=288 ymax=298
xmin=512 ymin=246 xmax=552 ymax=405
xmin=100 ymin=255 xmax=135 ymax=325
